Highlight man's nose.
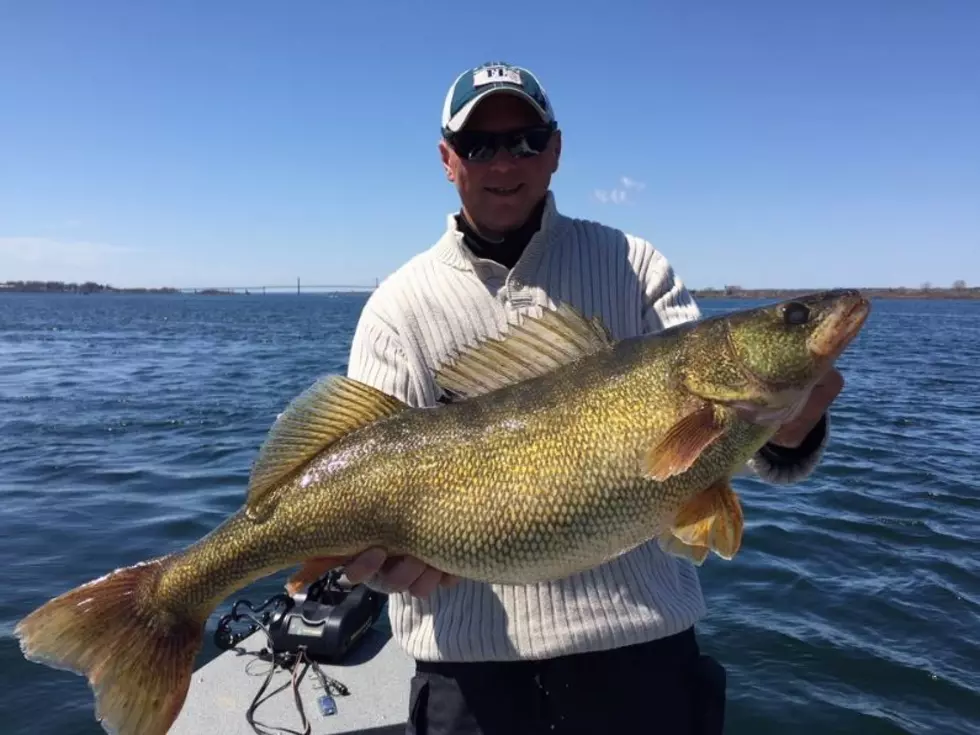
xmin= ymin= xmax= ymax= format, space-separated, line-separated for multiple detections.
xmin=487 ymin=147 xmax=519 ymax=172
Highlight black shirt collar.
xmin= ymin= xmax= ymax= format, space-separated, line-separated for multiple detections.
xmin=455 ymin=196 xmax=547 ymax=270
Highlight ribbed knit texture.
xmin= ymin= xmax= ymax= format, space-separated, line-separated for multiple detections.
xmin=346 ymin=192 xmax=827 ymax=662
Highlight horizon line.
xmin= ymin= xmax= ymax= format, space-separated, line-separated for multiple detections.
xmin=1 ymin=279 xmax=975 ymax=295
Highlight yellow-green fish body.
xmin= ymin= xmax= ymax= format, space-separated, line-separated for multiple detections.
xmin=15 ymin=289 xmax=871 ymax=735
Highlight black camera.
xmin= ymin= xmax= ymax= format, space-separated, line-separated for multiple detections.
xmin=214 ymin=569 xmax=387 ymax=663
xmin=267 ymin=572 xmax=386 ymax=662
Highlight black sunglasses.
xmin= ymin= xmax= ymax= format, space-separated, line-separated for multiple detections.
xmin=445 ymin=122 xmax=557 ymax=163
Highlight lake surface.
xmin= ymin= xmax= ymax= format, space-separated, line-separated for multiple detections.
xmin=0 ymin=292 xmax=977 ymax=734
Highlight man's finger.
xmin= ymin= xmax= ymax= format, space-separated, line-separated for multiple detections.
xmin=771 ymin=369 xmax=845 ymax=447
xmin=408 ymin=566 xmax=445 ymax=597
xmin=379 ymin=555 xmax=427 ymax=592
xmin=440 ymin=574 xmax=462 ymax=588
xmin=799 ymin=369 xmax=844 ymax=424
xmin=818 ymin=368 xmax=844 ymax=399
xmin=343 ymin=547 xmax=387 ymax=584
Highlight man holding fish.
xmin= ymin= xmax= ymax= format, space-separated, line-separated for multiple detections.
xmin=15 ymin=61 xmax=865 ymax=735
xmin=340 ymin=61 xmax=846 ymax=734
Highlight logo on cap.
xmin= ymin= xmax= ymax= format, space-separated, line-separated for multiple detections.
xmin=473 ymin=65 xmax=523 ymax=88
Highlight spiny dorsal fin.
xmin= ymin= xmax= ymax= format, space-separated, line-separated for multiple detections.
xmin=434 ymin=302 xmax=614 ymax=400
xmin=245 ymin=375 xmax=405 ymax=521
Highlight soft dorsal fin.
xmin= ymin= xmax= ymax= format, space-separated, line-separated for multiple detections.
xmin=245 ymin=375 xmax=406 ymax=521
xmin=434 ymin=302 xmax=615 ymax=400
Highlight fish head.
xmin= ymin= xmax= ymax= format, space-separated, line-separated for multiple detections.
xmin=681 ymin=289 xmax=871 ymax=426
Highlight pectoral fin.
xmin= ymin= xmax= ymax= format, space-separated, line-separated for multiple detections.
xmin=670 ymin=478 xmax=744 ymax=560
xmin=642 ymin=404 xmax=726 ymax=481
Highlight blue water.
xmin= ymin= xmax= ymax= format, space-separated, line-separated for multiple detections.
xmin=0 ymin=292 xmax=977 ymax=734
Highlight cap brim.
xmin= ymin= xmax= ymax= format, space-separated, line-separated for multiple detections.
xmin=444 ymin=87 xmax=551 ymax=133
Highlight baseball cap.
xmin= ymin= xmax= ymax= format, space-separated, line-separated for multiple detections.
xmin=441 ymin=61 xmax=555 ymax=134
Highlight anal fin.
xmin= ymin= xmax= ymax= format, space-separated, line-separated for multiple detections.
xmin=643 ymin=403 xmax=726 ymax=481
xmin=657 ymin=534 xmax=710 ymax=566
xmin=285 ymin=556 xmax=348 ymax=595
xmin=670 ymin=477 xmax=744 ymax=560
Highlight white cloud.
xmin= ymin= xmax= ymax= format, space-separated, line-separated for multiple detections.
xmin=0 ymin=236 xmax=141 ymax=282
xmin=593 ymin=176 xmax=646 ymax=204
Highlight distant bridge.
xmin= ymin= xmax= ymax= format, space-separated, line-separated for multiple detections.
xmin=176 ymin=278 xmax=378 ymax=295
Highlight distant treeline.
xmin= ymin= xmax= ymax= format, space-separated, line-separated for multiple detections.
xmin=0 ymin=280 xmax=180 ymax=294
xmin=691 ymin=281 xmax=978 ymax=300
xmin=4 ymin=279 xmax=977 ymax=300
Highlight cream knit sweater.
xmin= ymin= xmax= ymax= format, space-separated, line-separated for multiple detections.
xmin=346 ymin=191 xmax=828 ymax=662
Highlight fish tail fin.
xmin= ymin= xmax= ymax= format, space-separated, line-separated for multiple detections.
xmin=15 ymin=554 xmax=207 ymax=735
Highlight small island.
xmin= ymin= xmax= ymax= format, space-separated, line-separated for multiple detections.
xmin=0 ymin=280 xmax=181 ymax=295
xmin=0 ymin=281 xmax=240 ymax=295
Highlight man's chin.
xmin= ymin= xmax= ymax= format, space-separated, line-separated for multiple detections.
xmin=476 ymin=203 xmax=533 ymax=233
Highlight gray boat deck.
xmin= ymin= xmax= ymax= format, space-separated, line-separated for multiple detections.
xmin=171 ymin=626 xmax=415 ymax=734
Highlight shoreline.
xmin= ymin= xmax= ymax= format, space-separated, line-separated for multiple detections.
xmin=690 ymin=287 xmax=979 ymax=300
xmin=2 ymin=281 xmax=977 ymax=300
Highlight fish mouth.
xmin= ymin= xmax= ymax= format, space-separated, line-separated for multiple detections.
xmin=807 ymin=292 xmax=871 ymax=363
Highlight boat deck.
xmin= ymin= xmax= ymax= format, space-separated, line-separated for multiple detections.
xmin=171 ymin=625 xmax=415 ymax=734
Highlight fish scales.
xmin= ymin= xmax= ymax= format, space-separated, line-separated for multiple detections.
xmin=160 ymin=317 xmax=781 ymax=608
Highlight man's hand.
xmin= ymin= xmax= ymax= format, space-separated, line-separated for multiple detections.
xmin=770 ymin=368 xmax=844 ymax=448
xmin=345 ymin=548 xmax=461 ymax=597
xmin=285 ymin=549 xmax=461 ymax=598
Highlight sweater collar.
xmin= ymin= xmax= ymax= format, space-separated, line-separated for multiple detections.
xmin=434 ymin=190 xmax=560 ymax=272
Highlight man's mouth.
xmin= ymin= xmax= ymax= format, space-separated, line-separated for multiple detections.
xmin=485 ymin=184 xmax=523 ymax=197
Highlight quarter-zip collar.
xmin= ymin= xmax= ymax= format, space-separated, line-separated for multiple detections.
xmin=433 ymin=190 xmax=560 ymax=281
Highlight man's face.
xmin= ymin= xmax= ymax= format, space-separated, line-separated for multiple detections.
xmin=439 ymin=94 xmax=561 ymax=236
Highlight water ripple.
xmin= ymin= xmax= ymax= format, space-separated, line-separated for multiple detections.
xmin=2 ymin=293 xmax=979 ymax=734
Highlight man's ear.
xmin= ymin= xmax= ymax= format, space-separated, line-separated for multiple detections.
xmin=551 ymin=129 xmax=562 ymax=173
xmin=438 ymin=139 xmax=456 ymax=182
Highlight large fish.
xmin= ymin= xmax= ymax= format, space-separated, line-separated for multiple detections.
xmin=16 ymin=289 xmax=870 ymax=734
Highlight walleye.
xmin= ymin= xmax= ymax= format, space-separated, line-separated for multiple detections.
xmin=16 ymin=289 xmax=870 ymax=735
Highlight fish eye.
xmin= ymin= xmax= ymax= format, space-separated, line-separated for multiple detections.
xmin=783 ymin=302 xmax=810 ymax=326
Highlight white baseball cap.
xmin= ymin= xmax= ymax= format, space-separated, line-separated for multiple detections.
xmin=441 ymin=61 xmax=556 ymax=134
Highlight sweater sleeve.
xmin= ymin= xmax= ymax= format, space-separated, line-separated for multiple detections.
xmin=346 ymin=303 xmax=426 ymax=408
xmin=638 ymin=243 xmax=703 ymax=331
xmin=634 ymin=237 xmax=829 ymax=485
xmin=343 ymin=304 xmax=431 ymax=591
xmin=745 ymin=412 xmax=830 ymax=484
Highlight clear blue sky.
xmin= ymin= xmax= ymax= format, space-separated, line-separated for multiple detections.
xmin=1 ymin=1 xmax=977 ymax=290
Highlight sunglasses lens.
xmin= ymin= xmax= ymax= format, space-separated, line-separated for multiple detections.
xmin=510 ymin=127 xmax=553 ymax=157
xmin=452 ymin=132 xmax=497 ymax=162
xmin=449 ymin=125 xmax=554 ymax=162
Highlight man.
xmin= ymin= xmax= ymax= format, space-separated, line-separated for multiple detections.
xmin=341 ymin=62 xmax=841 ymax=733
